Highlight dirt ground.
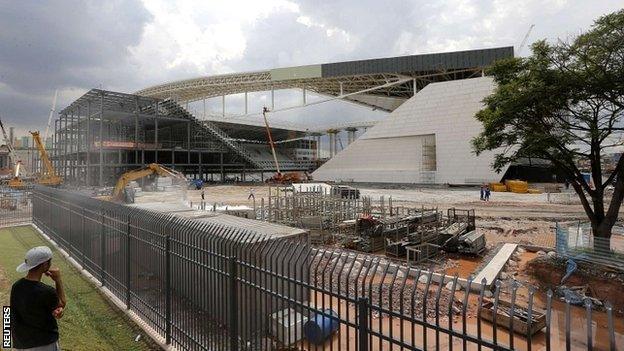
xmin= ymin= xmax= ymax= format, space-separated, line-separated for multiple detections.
xmin=188 ymin=184 xmax=586 ymax=250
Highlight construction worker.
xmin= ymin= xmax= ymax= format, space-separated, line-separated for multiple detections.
xmin=248 ymin=188 xmax=255 ymax=201
xmin=10 ymin=246 xmax=66 ymax=350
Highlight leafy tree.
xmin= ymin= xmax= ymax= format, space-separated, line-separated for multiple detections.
xmin=473 ymin=10 xmax=624 ymax=251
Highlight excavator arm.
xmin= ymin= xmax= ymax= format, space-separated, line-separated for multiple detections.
xmin=111 ymin=163 xmax=186 ymax=201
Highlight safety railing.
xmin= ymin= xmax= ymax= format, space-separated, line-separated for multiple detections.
xmin=556 ymin=221 xmax=624 ymax=271
xmin=0 ymin=186 xmax=32 ymax=228
xmin=27 ymin=186 xmax=621 ymax=350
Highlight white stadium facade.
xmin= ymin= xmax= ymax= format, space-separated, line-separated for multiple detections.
xmin=136 ymin=46 xmax=516 ymax=185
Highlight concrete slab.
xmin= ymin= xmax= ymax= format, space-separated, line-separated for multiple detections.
xmin=473 ymin=243 xmax=518 ymax=285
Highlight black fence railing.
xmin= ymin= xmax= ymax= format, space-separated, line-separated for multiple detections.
xmin=0 ymin=186 xmax=32 ymax=228
xmin=27 ymin=186 xmax=620 ymax=350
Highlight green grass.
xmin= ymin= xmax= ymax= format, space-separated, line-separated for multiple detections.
xmin=0 ymin=225 xmax=157 ymax=351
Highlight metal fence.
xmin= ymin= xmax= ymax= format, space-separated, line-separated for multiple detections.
xmin=0 ymin=186 xmax=32 ymax=228
xmin=26 ymin=186 xmax=620 ymax=350
xmin=556 ymin=221 xmax=624 ymax=270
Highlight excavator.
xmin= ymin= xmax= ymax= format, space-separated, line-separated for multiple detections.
xmin=30 ymin=131 xmax=62 ymax=186
xmin=105 ymin=163 xmax=187 ymax=202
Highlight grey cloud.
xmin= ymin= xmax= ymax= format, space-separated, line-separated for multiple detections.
xmin=0 ymin=0 xmax=151 ymax=130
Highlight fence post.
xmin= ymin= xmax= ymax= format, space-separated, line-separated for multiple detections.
xmin=357 ymin=297 xmax=369 ymax=351
xmin=126 ymin=219 xmax=131 ymax=309
xmin=100 ymin=211 xmax=105 ymax=287
xmin=165 ymin=235 xmax=171 ymax=345
xmin=229 ymin=256 xmax=239 ymax=351
xmin=81 ymin=208 xmax=86 ymax=269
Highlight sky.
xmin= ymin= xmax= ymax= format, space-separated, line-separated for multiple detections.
xmin=0 ymin=0 xmax=622 ymax=138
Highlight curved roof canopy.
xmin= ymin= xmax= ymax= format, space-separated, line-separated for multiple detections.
xmin=136 ymin=47 xmax=513 ymax=112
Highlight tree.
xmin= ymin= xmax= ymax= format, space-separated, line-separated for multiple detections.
xmin=472 ymin=10 xmax=624 ymax=251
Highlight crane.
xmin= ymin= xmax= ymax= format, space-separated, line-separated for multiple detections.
xmin=0 ymin=116 xmax=19 ymax=171
xmin=518 ymin=24 xmax=535 ymax=56
xmin=43 ymin=89 xmax=58 ymax=142
xmin=0 ymin=116 xmax=26 ymax=188
xmin=107 ymin=163 xmax=186 ymax=202
xmin=30 ymin=131 xmax=62 ymax=186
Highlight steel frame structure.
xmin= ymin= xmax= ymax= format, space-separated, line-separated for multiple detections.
xmin=53 ymin=89 xmax=312 ymax=187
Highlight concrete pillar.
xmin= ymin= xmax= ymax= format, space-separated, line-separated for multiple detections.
xmin=222 ymin=95 xmax=225 ymax=117
xmin=328 ymin=130 xmax=338 ymax=158
xmin=203 ymin=97 xmax=206 ymax=118
xmin=346 ymin=127 xmax=357 ymax=145
xmin=244 ymin=91 xmax=248 ymax=115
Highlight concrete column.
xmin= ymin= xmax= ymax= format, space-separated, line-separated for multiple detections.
xmin=244 ymin=91 xmax=248 ymax=115
xmin=317 ymin=135 xmax=322 ymax=159
xmin=346 ymin=127 xmax=357 ymax=145
xmin=328 ymin=131 xmax=338 ymax=158
xmin=222 ymin=95 xmax=225 ymax=117
xmin=302 ymin=87 xmax=306 ymax=105
xmin=271 ymin=87 xmax=275 ymax=110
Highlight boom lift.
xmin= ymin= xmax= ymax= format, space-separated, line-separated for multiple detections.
xmin=30 ymin=131 xmax=62 ymax=186
xmin=261 ymin=107 xmax=309 ymax=183
xmin=107 ymin=163 xmax=186 ymax=202
xmin=8 ymin=161 xmax=26 ymax=188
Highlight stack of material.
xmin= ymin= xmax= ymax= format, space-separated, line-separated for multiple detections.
xmin=490 ymin=182 xmax=507 ymax=192
xmin=505 ymin=180 xmax=529 ymax=193
xmin=155 ymin=176 xmax=173 ymax=191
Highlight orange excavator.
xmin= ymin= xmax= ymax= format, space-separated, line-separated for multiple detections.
xmin=103 ymin=163 xmax=186 ymax=202
xmin=262 ymin=107 xmax=309 ymax=184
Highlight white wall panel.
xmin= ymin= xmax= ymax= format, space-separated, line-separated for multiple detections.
xmin=313 ymin=77 xmax=507 ymax=184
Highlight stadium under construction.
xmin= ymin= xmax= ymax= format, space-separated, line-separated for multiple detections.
xmin=51 ymin=46 xmax=513 ymax=186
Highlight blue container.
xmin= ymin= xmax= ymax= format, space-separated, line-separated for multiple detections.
xmin=304 ymin=309 xmax=339 ymax=345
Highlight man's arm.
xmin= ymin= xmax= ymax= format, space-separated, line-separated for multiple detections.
xmin=45 ymin=268 xmax=66 ymax=318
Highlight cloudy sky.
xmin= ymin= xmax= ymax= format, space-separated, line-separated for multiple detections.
xmin=0 ymin=0 xmax=622 ymax=138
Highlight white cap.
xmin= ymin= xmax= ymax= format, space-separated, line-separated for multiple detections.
xmin=16 ymin=246 xmax=53 ymax=272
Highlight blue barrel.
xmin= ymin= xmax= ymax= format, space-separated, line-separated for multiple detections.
xmin=304 ymin=309 xmax=339 ymax=345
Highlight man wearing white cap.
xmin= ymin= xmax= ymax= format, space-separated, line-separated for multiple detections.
xmin=10 ymin=246 xmax=66 ymax=350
